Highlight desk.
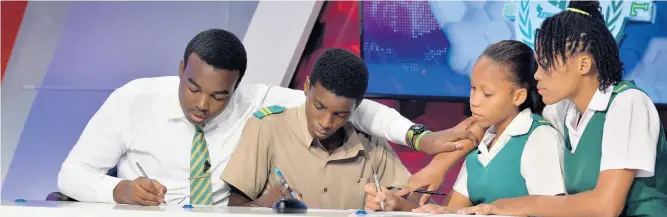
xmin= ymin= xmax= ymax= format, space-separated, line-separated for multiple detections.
xmin=0 ymin=200 xmax=513 ymax=217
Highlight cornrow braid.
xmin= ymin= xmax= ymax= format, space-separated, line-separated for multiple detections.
xmin=535 ymin=0 xmax=623 ymax=90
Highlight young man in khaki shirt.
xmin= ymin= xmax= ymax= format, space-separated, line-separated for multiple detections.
xmin=221 ymin=48 xmax=413 ymax=209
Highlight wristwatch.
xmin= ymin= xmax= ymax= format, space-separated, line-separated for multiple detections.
xmin=406 ymin=124 xmax=429 ymax=149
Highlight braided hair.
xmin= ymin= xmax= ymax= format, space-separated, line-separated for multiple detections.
xmin=535 ymin=0 xmax=623 ymax=90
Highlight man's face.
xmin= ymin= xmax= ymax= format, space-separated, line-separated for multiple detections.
xmin=178 ymin=53 xmax=239 ymax=126
xmin=304 ymin=82 xmax=358 ymax=140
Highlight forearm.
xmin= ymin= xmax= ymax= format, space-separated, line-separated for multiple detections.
xmin=394 ymin=194 xmax=420 ymax=211
xmin=445 ymin=191 xmax=472 ymax=208
xmin=228 ymin=192 xmax=256 ymax=207
xmin=506 ymin=191 xmax=612 ymax=217
xmin=58 ymin=161 xmax=123 ymax=203
xmin=428 ymin=140 xmax=476 ymax=173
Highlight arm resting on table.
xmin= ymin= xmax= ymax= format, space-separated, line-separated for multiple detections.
xmin=57 ymin=85 xmax=133 ymax=203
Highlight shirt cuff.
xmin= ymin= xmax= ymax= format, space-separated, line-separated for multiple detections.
xmin=391 ymin=118 xmax=413 ymax=146
xmin=97 ymin=176 xmax=124 ymax=204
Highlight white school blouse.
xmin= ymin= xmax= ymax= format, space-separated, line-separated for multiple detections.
xmin=541 ymin=84 xmax=660 ymax=178
xmin=453 ymin=108 xmax=566 ymax=197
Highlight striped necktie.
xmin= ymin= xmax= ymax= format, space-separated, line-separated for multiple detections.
xmin=189 ymin=127 xmax=213 ymax=205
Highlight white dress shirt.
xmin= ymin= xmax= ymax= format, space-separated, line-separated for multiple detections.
xmin=541 ymin=85 xmax=660 ymax=177
xmin=57 ymin=76 xmax=413 ymax=205
xmin=453 ymin=108 xmax=566 ymax=197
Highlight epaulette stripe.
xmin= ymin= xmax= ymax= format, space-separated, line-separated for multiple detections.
xmin=614 ymin=84 xmax=628 ymax=93
xmin=260 ymin=107 xmax=270 ymax=116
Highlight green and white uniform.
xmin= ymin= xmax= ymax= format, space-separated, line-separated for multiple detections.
xmin=543 ymin=80 xmax=667 ymax=216
xmin=453 ymin=108 xmax=566 ymax=205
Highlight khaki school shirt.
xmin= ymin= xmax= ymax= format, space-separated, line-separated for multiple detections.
xmin=221 ymin=104 xmax=411 ymax=209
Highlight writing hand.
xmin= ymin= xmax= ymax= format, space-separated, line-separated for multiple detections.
xmin=363 ymin=183 xmax=398 ymax=211
xmin=113 ymin=177 xmax=167 ymax=206
xmin=252 ymin=183 xmax=303 ymax=207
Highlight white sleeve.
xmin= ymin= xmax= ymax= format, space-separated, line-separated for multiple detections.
xmin=57 ymin=85 xmax=131 ymax=203
xmin=600 ymin=90 xmax=660 ymax=177
xmin=258 ymin=84 xmax=414 ymax=146
xmin=521 ymin=125 xmax=566 ymax=196
xmin=452 ymin=161 xmax=469 ymax=197
xmin=348 ymin=99 xmax=413 ymax=146
xmin=541 ymin=101 xmax=569 ymax=136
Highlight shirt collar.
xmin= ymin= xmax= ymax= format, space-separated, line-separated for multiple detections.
xmin=165 ymin=88 xmax=186 ymax=120
xmin=296 ymin=104 xmax=314 ymax=146
xmin=477 ymin=108 xmax=534 ymax=152
xmin=504 ymin=108 xmax=534 ymax=136
xmin=295 ymin=104 xmax=365 ymax=155
xmin=164 ymin=88 xmax=235 ymax=132
xmin=587 ymin=85 xmax=614 ymax=111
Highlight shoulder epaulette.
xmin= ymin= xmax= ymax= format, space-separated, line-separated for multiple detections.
xmin=613 ymin=80 xmax=637 ymax=94
xmin=252 ymin=105 xmax=285 ymax=120
xmin=531 ymin=114 xmax=551 ymax=125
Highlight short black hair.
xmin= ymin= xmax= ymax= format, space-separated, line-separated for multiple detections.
xmin=482 ymin=40 xmax=545 ymax=114
xmin=309 ymin=48 xmax=368 ymax=102
xmin=183 ymin=29 xmax=247 ymax=88
xmin=535 ymin=0 xmax=623 ymax=90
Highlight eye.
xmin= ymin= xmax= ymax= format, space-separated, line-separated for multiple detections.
xmin=336 ymin=113 xmax=349 ymax=118
xmin=314 ymin=103 xmax=324 ymax=110
xmin=189 ymin=86 xmax=200 ymax=93
xmin=212 ymin=96 xmax=226 ymax=101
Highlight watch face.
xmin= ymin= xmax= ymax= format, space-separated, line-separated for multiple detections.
xmin=411 ymin=124 xmax=425 ymax=130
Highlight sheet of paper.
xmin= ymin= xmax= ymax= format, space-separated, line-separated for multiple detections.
xmin=366 ymin=211 xmax=431 ymax=216
xmin=430 ymin=214 xmax=516 ymax=217
xmin=306 ymin=208 xmax=357 ymax=213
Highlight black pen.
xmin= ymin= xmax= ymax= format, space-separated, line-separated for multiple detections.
xmin=413 ymin=189 xmax=448 ymax=196
xmin=136 ymin=162 xmax=167 ymax=205
xmin=388 ymin=187 xmax=448 ymax=196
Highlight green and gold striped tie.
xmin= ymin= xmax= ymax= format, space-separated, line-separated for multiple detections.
xmin=190 ymin=127 xmax=213 ymax=205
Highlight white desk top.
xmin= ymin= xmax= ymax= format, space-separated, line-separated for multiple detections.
xmin=0 ymin=200 xmax=514 ymax=217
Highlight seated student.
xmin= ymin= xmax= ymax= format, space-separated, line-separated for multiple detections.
xmin=457 ymin=1 xmax=666 ymax=216
xmin=364 ymin=40 xmax=566 ymax=212
xmin=221 ymin=48 xmax=414 ymax=209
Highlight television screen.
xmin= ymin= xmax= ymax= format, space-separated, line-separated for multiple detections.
xmin=361 ymin=1 xmax=667 ymax=104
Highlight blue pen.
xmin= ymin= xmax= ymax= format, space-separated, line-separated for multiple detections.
xmin=273 ymin=167 xmax=298 ymax=198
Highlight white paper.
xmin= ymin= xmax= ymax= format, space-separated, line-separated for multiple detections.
xmin=366 ymin=211 xmax=431 ymax=216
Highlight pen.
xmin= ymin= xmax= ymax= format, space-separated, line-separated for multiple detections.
xmin=387 ymin=187 xmax=448 ymax=196
xmin=136 ymin=162 xmax=166 ymax=205
xmin=371 ymin=165 xmax=385 ymax=210
xmin=273 ymin=167 xmax=298 ymax=198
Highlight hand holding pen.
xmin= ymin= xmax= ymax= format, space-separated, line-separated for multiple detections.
xmin=273 ymin=167 xmax=302 ymax=200
xmin=370 ymin=166 xmax=386 ymax=210
xmin=112 ymin=162 xmax=167 ymax=206
xmin=136 ymin=162 xmax=167 ymax=205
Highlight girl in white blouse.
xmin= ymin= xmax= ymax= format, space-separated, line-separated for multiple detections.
xmin=364 ymin=40 xmax=565 ymax=213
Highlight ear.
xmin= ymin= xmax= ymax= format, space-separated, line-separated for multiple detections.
xmin=513 ymin=88 xmax=528 ymax=107
xmin=575 ymin=54 xmax=593 ymax=75
xmin=303 ymin=76 xmax=311 ymax=95
xmin=179 ymin=60 xmax=185 ymax=77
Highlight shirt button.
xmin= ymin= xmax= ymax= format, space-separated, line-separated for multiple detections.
xmin=324 ymin=188 xmax=328 ymax=192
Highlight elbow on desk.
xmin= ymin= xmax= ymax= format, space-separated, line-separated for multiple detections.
xmin=56 ymin=162 xmax=94 ymax=202
xmin=56 ymin=164 xmax=77 ymax=198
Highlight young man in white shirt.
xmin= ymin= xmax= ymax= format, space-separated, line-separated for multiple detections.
xmin=57 ymin=29 xmax=479 ymax=206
